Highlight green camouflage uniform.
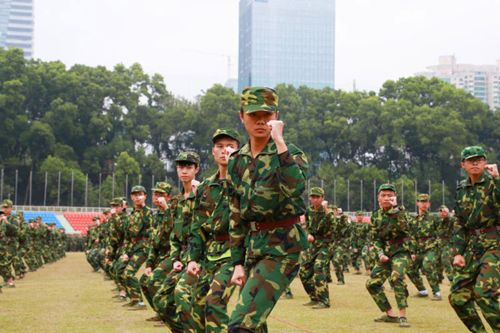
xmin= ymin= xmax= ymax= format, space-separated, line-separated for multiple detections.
xmin=121 ymin=202 xmax=153 ymax=302
xmin=330 ymin=213 xmax=350 ymax=284
xmin=0 ymin=214 xmax=18 ymax=285
xmin=437 ymin=213 xmax=456 ymax=282
xmin=351 ymin=219 xmax=371 ymax=272
xmin=299 ymin=198 xmax=334 ymax=306
xmin=86 ymin=224 xmax=101 ymax=271
xmin=407 ymin=210 xmax=441 ymax=295
xmin=449 ymin=170 xmax=499 ymax=332
xmin=153 ymin=189 xmax=197 ymax=333
xmin=106 ymin=207 xmax=127 ymax=290
xmin=227 ymin=139 xmax=309 ymax=332
xmin=189 ymin=171 xmax=238 ymax=332
xmin=140 ymin=187 xmax=174 ymax=314
xmin=366 ymin=204 xmax=416 ymax=312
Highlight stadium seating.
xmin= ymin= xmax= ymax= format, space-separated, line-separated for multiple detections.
xmin=64 ymin=212 xmax=103 ymax=235
xmin=21 ymin=211 xmax=64 ymax=229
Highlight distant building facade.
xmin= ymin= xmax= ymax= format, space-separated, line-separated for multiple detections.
xmin=0 ymin=0 xmax=34 ymax=58
xmin=238 ymin=0 xmax=335 ymax=92
xmin=418 ymin=55 xmax=500 ymax=110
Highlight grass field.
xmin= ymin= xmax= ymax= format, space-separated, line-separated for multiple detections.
xmin=0 ymin=252 xmax=481 ymax=332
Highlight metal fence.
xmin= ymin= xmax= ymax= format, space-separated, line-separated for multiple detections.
xmin=1 ymin=168 xmax=459 ymax=213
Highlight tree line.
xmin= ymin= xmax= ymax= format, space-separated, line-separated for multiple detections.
xmin=1 ymin=48 xmax=499 ymax=210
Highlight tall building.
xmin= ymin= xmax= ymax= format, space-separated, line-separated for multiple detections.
xmin=238 ymin=0 xmax=335 ymax=92
xmin=418 ymin=55 xmax=500 ymax=110
xmin=0 ymin=0 xmax=34 ymax=58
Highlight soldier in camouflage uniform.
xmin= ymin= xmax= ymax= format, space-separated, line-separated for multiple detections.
xmin=351 ymin=211 xmax=371 ymax=275
xmin=1 ymin=199 xmax=18 ymax=287
xmin=407 ymin=193 xmax=442 ymax=301
xmin=0 ymin=207 xmax=18 ymax=291
xmin=86 ymin=217 xmax=102 ymax=272
xmin=120 ymin=185 xmax=153 ymax=309
xmin=139 ymin=181 xmax=174 ymax=321
xmin=186 ymin=128 xmax=241 ymax=332
xmin=436 ymin=205 xmax=456 ymax=283
xmin=153 ymin=152 xmax=200 ymax=333
xmin=227 ymin=87 xmax=309 ymax=332
xmin=330 ymin=206 xmax=350 ymax=285
xmin=366 ymin=184 xmax=416 ymax=328
xmin=449 ymin=146 xmax=499 ymax=333
xmin=106 ymin=197 xmax=128 ymax=301
xmin=299 ymin=187 xmax=334 ymax=309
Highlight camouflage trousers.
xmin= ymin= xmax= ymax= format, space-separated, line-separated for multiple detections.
xmin=351 ymin=248 xmax=363 ymax=271
xmin=407 ymin=248 xmax=441 ymax=294
xmin=153 ymin=269 xmax=183 ymax=333
xmin=366 ymin=251 xmax=411 ymax=311
xmin=330 ymin=245 xmax=346 ymax=283
xmin=203 ymin=258 xmax=236 ymax=333
xmin=228 ymin=252 xmax=300 ymax=332
xmin=0 ymin=248 xmax=14 ymax=281
xmin=121 ymin=250 xmax=147 ymax=301
xmin=111 ymin=257 xmax=128 ymax=291
xmin=87 ymin=248 xmax=101 ymax=271
xmin=449 ymin=247 xmax=499 ymax=333
xmin=362 ymin=245 xmax=377 ymax=271
xmin=439 ymin=244 xmax=454 ymax=283
xmin=174 ymin=269 xmax=205 ymax=333
xmin=299 ymin=245 xmax=331 ymax=306
xmin=139 ymin=257 xmax=172 ymax=313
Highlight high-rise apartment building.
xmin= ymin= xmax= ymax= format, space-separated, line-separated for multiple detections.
xmin=0 ymin=0 xmax=34 ymax=58
xmin=238 ymin=0 xmax=335 ymax=92
xmin=419 ymin=55 xmax=500 ymax=110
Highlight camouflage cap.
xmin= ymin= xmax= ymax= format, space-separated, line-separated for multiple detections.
xmin=212 ymin=128 xmax=240 ymax=144
xmin=152 ymin=181 xmax=172 ymax=194
xmin=461 ymin=146 xmax=486 ymax=161
xmin=110 ymin=197 xmax=123 ymax=206
xmin=356 ymin=211 xmax=364 ymax=216
xmin=175 ymin=151 xmax=200 ymax=166
xmin=130 ymin=185 xmax=146 ymax=194
xmin=378 ymin=183 xmax=396 ymax=193
xmin=240 ymin=87 xmax=279 ymax=113
xmin=1 ymin=199 xmax=13 ymax=208
xmin=417 ymin=193 xmax=430 ymax=202
xmin=92 ymin=216 xmax=100 ymax=221
xmin=309 ymin=187 xmax=325 ymax=196
xmin=103 ymin=208 xmax=111 ymax=214
xmin=439 ymin=204 xmax=449 ymax=211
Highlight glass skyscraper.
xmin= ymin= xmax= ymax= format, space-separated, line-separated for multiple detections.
xmin=238 ymin=0 xmax=335 ymax=92
xmin=0 ymin=0 xmax=34 ymax=58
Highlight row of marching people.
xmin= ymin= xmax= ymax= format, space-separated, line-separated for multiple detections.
xmin=0 ymin=199 xmax=67 ymax=294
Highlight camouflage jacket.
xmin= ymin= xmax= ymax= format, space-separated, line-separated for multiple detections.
xmin=106 ymin=211 xmax=127 ymax=260
xmin=123 ymin=205 xmax=153 ymax=255
xmin=370 ymin=206 xmax=416 ymax=258
xmin=436 ymin=216 xmax=456 ymax=247
xmin=189 ymin=172 xmax=232 ymax=263
xmin=169 ymin=190 xmax=196 ymax=263
xmin=452 ymin=171 xmax=499 ymax=256
xmin=0 ymin=218 xmax=18 ymax=250
xmin=304 ymin=206 xmax=334 ymax=247
xmin=145 ymin=207 xmax=173 ymax=268
xmin=409 ymin=211 xmax=440 ymax=252
xmin=86 ymin=226 xmax=98 ymax=249
xmin=331 ymin=214 xmax=350 ymax=248
xmin=351 ymin=222 xmax=371 ymax=250
xmin=228 ymin=140 xmax=309 ymax=266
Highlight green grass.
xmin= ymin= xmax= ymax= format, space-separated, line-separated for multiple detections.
xmin=0 ymin=253 xmax=478 ymax=332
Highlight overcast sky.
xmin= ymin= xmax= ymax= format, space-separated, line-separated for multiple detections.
xmin=34 ymin=0 xmax=500 ymax=99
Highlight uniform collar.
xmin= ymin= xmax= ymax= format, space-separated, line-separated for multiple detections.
xmin=239 ymin=139 xmax=277 ymax=157
xmin=465 ymin=171 xmax=488 ymax=187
